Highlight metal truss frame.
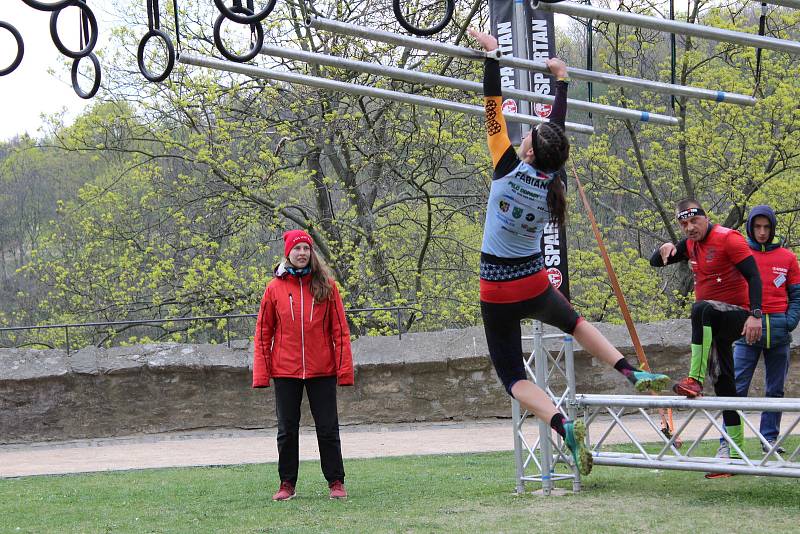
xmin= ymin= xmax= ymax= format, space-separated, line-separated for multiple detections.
xmin=513 ymin=323 xmax=800 ymax=495
xmin=576 ymin=394 xmax=800 ymax=478
xmin=512 ymin=321 xmax=581 ymax=495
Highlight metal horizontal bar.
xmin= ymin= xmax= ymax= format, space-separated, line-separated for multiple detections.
xmin=307 ymin=15 xmax=755 ymax=106
xmin=260 ymin=45 xmax=678 ymax=125
xmin=533 ymin=0 xmax=800 ymax=55
xmin=592 ymin=453 xmax=800 ymax=478
xmin=177 ymin=53 xmax=595 ymax=134
xmin=576 ymin=393 xmax=800 ymax=411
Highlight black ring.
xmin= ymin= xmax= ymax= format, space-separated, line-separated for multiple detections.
xmin=21 ymin=0 xmax=75 ymax=11
xmin=392 ymin=0 xmax=454 ymax=36
xmin=50 ymin=1 xmax=98 ymax=59
xmin=213 ymin=0 xmax=278 ymax=25
xmin=71 ymin=51 xmax=101 ymax=99
xmin=137 ymin=28 xmax=175 ymax=82
xmin=0 ymin=22 xmax=24 ymax=76
xmin=213 ymin=8 xmax=264 ymax=63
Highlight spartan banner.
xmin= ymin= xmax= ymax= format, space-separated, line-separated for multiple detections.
xmin=489 ymin=0 xmax=570 ymax=299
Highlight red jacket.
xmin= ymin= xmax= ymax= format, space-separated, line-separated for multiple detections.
xmin=253 ymin=263 xmax=354 ymax=387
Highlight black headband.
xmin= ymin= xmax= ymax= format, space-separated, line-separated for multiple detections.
xmin=677 ymin=207 xmax=706 ymax=220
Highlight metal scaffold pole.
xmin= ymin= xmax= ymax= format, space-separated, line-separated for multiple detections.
xmin=177 ymin=53 xmax=595 ymax=134
xmin=533 ymin=0 xmax=800 ymax=55
xmin=514 ymin=322 xmax=580 ymax=494
xmin=259 ymin=45 xmax=677 ymax=124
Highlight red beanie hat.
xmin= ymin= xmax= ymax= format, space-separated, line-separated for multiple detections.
xmin=283 ymin=230 xmax=313 ymax=257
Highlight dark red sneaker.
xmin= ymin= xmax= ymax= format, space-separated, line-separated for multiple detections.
xmin=329 ymin=480 xmax=347 ymax=500
xmin=272 ymin=481 xmax=296 ymax=501
xmin=673 ymin=377 xmax=703 ymax=398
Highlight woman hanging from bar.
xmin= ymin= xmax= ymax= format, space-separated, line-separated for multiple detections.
xmin=468 ymin=28 xmax=672 ymax=476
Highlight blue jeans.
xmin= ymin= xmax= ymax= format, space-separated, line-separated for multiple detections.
xmin=734 ymin=342 xmax=791 ymax=442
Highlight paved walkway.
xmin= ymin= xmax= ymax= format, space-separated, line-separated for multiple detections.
xmin=1 ymin=414 xmax=794 ymax=478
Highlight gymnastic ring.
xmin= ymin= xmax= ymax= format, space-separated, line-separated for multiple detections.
xmin=71 ymin=51 xmax=101 ymax=99
xmin=0 ymin=22 xmax=24 ymax=76
xmin=213 ymin=0 xmax=278 ymax=25
xmin=50 ymin=1 xmax=98 ymax=59
xmin=21 ymin=0 xmax=75 ymax=11
xmin=213 ymin=7 xmax=264 ymax=63
xmin=137 ymin=28 xmax=175 ymax=82
xmin=392 ymin=0 xmax=454 ymax=36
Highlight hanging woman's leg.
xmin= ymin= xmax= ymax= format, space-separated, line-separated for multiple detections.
xmin=529 ymin=285 xmax=670 ymax=392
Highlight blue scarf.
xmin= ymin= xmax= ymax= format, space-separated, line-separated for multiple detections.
xmin=285 ymin=265 xmax=311 ymax=277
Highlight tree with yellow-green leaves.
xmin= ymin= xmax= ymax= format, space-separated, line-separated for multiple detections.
xmin=2 ymin=0 xmax=799 ymax=350
xmin=564 ymin=0 xmax=800 ymax=322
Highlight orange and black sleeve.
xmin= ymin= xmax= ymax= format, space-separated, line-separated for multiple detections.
xmin=484 ymin=58 xmax=519 ymax=179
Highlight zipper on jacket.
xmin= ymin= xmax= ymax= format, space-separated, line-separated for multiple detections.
xmin=310 ymin=299 xmax=315 ymax=322
xmin=300 ymin=278 xmax=306 ymax=379
xmin=765 ymin=314 xmax=771 ymax=349
xmin=289 ymin=293 xmax=295 ymax=321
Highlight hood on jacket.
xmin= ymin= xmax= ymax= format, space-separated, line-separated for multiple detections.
xmin=747 ymin=205 xmax=779 ymax=250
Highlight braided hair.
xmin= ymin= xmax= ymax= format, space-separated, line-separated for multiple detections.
xmin=533 ymin=122 xmax=570 ymax=227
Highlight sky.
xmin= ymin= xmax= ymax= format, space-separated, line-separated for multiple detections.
xmin=0 ymin=1 xmax=119 ymax=142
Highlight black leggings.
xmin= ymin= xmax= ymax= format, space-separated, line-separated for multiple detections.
xmin=690 ymin=300 xmax=749 ymax=427
xmin=481 ymin=284 xmax=580 ymax=395
xmin=274 ymin=376 xmax=345 ymax=485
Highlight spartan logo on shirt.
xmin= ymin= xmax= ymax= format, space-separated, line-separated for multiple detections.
xmin=512 ymin=207 xmax=523 ymax=219
xmin=705 ymin=247 xmax=717 ymax=262
xmin=499 ymin=200 xmax=510 ymax=212
xmin=485 ymin=100 xmax=502 ymax=136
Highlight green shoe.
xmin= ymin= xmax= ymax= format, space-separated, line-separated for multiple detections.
xmin=564 ymin=419 xmax=593 ymax=476
xmin=632 ymin=370 xmax=671 ymax=392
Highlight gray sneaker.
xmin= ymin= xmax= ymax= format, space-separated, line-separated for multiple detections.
xmin=715 ymin=442 xmax=730 ymax=459
xmin=762 ymin=440 xmax=786 ymax=454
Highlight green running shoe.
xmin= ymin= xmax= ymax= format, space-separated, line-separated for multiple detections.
xmin=564 ymin=419 xmax=593 ymax=476
xmin=632 ymin=370 xmax=671 ymax=392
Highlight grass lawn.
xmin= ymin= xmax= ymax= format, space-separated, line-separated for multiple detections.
xmin=2 ymin=439 xmax=799 ymax=533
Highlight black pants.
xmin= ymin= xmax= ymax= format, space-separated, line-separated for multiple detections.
xmin=690 ymin=300 xmax=749 ymax=427
xmin=274 ymin=376 xmax=345 ymax=485
xmin=481 ymin=284 xmax=580 ymax=395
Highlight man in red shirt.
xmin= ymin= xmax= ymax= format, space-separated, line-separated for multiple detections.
xmin=651 ymin=199 xmax=762 ymax=461
xmin=727 ymin=205 xmax=800 ymax=456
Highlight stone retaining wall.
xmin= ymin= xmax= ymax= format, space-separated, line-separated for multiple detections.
xmin=1 ymin=320 xmax=798 ymax=443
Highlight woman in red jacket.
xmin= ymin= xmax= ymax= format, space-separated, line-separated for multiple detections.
xmin=253 ymin=229 xmax=354 ymax=501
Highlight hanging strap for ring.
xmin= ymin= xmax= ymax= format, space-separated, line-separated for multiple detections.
xmin=232 ymin=0 xmax=257 ymax=11
xmin=172 ymin=0 xmax=181 ymax=50
xmin=754 ymin=2 xmax=767 ymax=94
xmin=80 ymin=0 xmax=91 ymax=50
xmin=232 ymin=0 xmax=258 ymax=43
xmin=147 ymin=0 xmax=162 ymax=31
